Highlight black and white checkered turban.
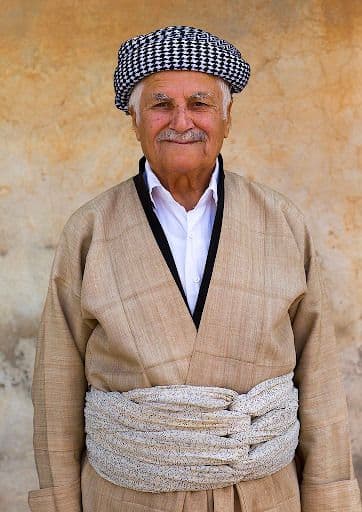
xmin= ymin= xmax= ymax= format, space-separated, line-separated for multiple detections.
xmin=114 ymin=25 xmax=251 ymax=113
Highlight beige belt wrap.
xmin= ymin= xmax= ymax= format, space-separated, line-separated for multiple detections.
xmin=84 ymin=372 xmax=299 ymax=492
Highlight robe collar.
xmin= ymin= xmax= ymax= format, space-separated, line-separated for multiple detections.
xmin=144 ymin=158 xmax=219 ymax=208
xmin=133 ymin=155 xmax=225 ymax=330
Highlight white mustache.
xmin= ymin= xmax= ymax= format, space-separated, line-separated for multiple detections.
xmin=156 ymin=129 xmax=207 ymax=143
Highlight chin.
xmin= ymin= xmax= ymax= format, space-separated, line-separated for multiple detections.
xmin=157 ymin=144 xmax=211 ymax=173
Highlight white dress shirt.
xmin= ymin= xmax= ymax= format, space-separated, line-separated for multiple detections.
xmin=144 ymin=159 xmax=219 ymax=314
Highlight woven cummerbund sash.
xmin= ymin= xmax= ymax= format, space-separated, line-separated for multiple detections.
xmin=84 ymin=372 xmax=299 ymax=492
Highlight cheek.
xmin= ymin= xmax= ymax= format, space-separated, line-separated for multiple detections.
xmin=194 ymin=115 xmax=225 ymax=137
xmin=142 ymin=113 xmax=171 ymax=133
xmin=203 ymin=126 xmax=226 ymax=145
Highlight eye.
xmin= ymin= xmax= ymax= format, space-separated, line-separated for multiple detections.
xmin=191 ymin=101 xmax=213 ymax=110
xmin=152 ymin=102 xmax=170 ymax=109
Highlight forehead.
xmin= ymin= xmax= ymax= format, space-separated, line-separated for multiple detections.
xmin=140 ymin=70 xmax=222 ymax=99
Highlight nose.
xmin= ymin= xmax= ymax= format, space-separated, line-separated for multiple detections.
xmin=169 ymin=106 xmax=194 ymax=133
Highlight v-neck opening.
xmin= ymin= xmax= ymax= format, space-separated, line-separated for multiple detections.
xmin=133 ymin=155 xmax=225 ymax=330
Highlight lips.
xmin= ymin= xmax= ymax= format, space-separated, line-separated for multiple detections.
xmin=164 ymin=140 xmax=201 ymax=144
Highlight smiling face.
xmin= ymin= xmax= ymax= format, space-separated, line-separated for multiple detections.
xmin=129 ymin=71 xmax=232 ymax=178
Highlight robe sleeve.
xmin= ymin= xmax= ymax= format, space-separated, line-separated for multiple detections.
xmin=290 ymin=215 xmax=361 ymax=511
xmin=28 ymin=214 xmax=96 ymax=512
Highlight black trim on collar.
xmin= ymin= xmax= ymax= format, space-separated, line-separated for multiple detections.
xmin=133 ymin=155 xmax=225 ymax=329
xmin=133 ymin=159 xmax=190 ymax=314
xmin=193 ymin=156 xmax=224 ymax=328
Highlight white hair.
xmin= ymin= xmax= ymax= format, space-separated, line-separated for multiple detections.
xmin=128 ymin=80 xmax=144 ymax=121
xmin=128 ymin=76 xmax=232 ymax=122
xmin=218 ymin=78 xmax=232 ymax=120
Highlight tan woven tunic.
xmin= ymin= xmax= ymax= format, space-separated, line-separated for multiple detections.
xmin=29 ymin=169 xmax=361 ymax=512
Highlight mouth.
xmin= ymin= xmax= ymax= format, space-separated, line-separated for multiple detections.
xmin=163 ymin=140 xmax=202 ymax=145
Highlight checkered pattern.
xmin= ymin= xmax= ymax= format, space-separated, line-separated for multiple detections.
xmin=114 ymin=26 xmax=251 ymax=113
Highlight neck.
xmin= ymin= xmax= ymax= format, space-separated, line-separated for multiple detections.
xmin=160 ymin=170 xmax=213 ymax=211
xmin=147 ymin=161 xmax=217 ymax=211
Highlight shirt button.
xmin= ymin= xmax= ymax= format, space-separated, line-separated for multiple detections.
xmin=188 ymin=233 xmax=193 ymax=239
xmin=193 ymin=276 xmax=200 ymax=283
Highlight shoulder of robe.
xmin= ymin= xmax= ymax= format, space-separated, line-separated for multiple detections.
xmin=60 ymin=175 xmax=136 ymax=244
xmin=51 ymin=175 xmax=136 ymax=285
xmin=224 ymin=169 xmax=316 ymax=266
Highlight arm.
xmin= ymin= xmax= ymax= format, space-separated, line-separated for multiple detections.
xmin=290 ymin=218 xmax=361 ymax=511
xmin=28 ymin=217 xmax=96 ymax=512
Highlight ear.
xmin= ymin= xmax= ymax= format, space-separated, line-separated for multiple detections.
xmin=223 ymin=100 xmax=233 ymax=138
xmin=129 ymin=107 xmax=141 ymax=141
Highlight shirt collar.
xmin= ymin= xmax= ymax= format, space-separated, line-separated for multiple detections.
xmin=144 ymin=159 xmax=219 ymax=208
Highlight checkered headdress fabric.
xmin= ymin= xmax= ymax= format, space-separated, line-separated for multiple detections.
xmin=114 ymin=25 xmax=251 ymax=113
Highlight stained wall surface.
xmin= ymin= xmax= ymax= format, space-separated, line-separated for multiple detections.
xmin=0 ymin=1 xmax=361 ymax=510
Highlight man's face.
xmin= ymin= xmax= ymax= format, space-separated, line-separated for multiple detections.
xmin=130 ymin=71 xmax=232 ymax=176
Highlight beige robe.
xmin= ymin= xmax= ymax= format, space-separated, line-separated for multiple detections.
xmin=29 ymin=169 xmax=361 ymax=512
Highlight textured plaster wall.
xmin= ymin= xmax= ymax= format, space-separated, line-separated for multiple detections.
xmin=0 ymin=1 xmax=361 ymax=510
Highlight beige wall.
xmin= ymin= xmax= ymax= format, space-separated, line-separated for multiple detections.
xmin=0 ymin=1 xmax=361 ymax=509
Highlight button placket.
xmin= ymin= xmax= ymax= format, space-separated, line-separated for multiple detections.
xmin=185 ymin=210 xmax=201 ymax=312
xmin=184 ymin=212 xmax=193 ymax=302
xmin=190 ymin=211 xmax=202 ymax=286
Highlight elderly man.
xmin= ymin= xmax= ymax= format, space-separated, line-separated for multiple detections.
xmin=29 ymin=26 xmax=361 ymax=512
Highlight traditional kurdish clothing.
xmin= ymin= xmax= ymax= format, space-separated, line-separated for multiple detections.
xmin=144 ymin=158 xmax=219 ymax=314
xmin=29 ymin=156 xmax=361 ymax=511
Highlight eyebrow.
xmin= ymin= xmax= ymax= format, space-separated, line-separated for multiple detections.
xmin=190 ymin=92 xmax=214 ymax=100
xmin=150 ymin=91 xmax=215 ymax=102
xmin=151 ymin=93 xmax=171 ymax=101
